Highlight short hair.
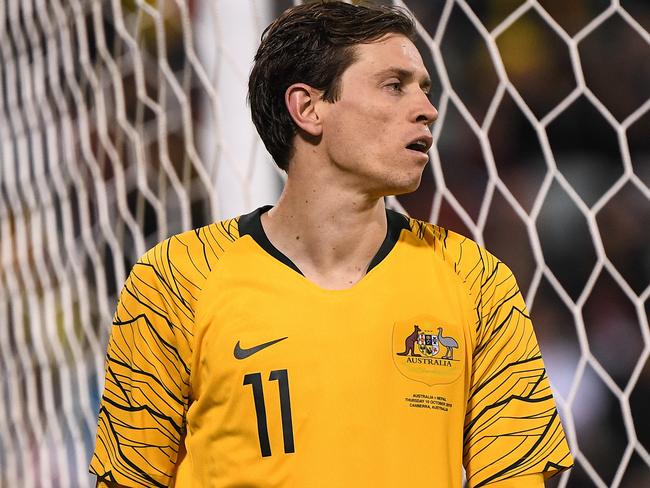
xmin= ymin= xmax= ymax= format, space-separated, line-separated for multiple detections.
xmin=248 ymin=1 xmax=416 ymax=171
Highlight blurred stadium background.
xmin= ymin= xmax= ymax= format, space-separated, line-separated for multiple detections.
xmin=0 ymin=0 xmax=648 ymax=486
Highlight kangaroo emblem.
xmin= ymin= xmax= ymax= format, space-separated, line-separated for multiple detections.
xmin=396 ymin=325 xmax=421 ymax=357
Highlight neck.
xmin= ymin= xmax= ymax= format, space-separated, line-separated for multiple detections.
xmin=261 ymin=159 xmax=388 ymax=289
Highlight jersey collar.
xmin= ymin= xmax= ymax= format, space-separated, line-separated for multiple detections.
xmin=238 ymin=205 xmax=410 ymax=277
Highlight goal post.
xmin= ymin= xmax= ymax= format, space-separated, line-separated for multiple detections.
xmin=0 ymin=0 xmax=648 ymax=486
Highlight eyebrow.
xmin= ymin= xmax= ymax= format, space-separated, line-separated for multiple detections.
xmin=374 ymin=67 xmax=432 ymax=92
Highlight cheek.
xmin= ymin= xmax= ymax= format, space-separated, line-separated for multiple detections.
xmin=327 ymin=102 xmax=394 ymax=152
xmin=334 ymin=96 xmax=393 ymax=129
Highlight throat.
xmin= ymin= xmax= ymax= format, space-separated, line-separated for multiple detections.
xmin=270 ymin=227 xmax=385 ymax=286
xmin=300 ymin=265 xmax=368 ymax=290
xmin=250 ymin=203 xmax=408 ymax=287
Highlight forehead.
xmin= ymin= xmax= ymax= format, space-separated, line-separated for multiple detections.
xmin=351 ymin=33 xmax=428 ymax=76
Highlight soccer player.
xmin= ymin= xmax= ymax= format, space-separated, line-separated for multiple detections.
xmin=90 ymin=2 xmax=572 ymax=487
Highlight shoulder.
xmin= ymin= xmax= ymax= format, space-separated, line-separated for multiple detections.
xmin=400 ymin=214 xmax=521 ymax=311
xmin=132 ymin=216 xmax=248 ymax=295
xmin=140 ymin=216 xmax=241 ymax=272
xmin=117 ymin=217 xmax=245 ymax=327
xmin=401 ymin=214 xmax=505 ymax=281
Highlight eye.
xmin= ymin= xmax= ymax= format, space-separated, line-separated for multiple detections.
xmin=385 ymin=81 xmax=403 ymax=93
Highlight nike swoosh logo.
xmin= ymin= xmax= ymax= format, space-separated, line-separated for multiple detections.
xmin=234 ymin=336 xmax=288 ymax=360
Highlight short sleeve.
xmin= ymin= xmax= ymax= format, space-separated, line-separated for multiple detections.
xmin=90 ymin=251 xmax=193 ymax=487
xmin=463 ymin=252 xmax=573 ymax=487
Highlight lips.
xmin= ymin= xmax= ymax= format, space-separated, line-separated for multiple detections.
xmin=405 ymin=134 xmax=433 ymax=154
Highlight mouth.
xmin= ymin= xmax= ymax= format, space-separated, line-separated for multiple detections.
xmin=405 ymin=135 xmax=433 ymax=157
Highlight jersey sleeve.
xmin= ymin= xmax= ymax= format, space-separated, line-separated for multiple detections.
xmin=90 ymin=245 xmax=194 ymax=487
xmin=462 ymin=248 xmax=573 ymax=487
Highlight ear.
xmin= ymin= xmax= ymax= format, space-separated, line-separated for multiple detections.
xmin=285 ymin=83 xmax=323 ymax=137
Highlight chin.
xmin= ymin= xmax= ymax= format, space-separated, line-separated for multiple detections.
xmin=379 ymin=174 xmax=423 ymax=197
xmin=363 ymin=160 xmax=425 ymax=197
xmin=392 ymin=182 xmax=421 ymax=196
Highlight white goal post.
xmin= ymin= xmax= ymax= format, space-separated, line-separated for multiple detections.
xmin=0 ymin=0 xmax=648 ymax=487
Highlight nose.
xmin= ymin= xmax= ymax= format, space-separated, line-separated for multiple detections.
xmin=415 ymin=92 xmax=438 ymax=127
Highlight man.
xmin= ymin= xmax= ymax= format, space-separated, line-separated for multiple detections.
xmin=90 ymin=2 xmax=572 ymax=487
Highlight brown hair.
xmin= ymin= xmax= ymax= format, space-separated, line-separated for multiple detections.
xmin=248 ymin=1 xmax=416 ymax=170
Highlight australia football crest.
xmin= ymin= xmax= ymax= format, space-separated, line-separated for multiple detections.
xmin=392 ymin=316 xmax=464 ymax=386
xmin=418 ymin=332 xmax=439 ymax=356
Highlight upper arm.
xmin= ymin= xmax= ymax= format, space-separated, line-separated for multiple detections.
xmin=463 ymin=250 xmax=572 ymax=486
xmin=89 ymin=249 xmax=194 ymax=487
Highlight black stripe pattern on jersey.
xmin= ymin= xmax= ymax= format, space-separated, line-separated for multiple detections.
xmin=90 ymin=220 xmax=238 ymax=487
xmin=408 ymin=219 xmax=572 ymax=486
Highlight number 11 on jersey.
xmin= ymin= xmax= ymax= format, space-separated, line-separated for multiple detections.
xmin=243 ymin=369 xmax=295 ymax=457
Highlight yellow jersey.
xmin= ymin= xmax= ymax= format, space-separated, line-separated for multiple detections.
xmin=90 ymin=206 xmax=572 ymax=487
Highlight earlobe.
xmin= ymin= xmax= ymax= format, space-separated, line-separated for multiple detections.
xmin=285 ymin=84 xmax=323 ymax=137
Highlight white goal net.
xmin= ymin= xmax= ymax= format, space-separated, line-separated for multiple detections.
xmin=1 ymin=0 xmax=648 ymax=487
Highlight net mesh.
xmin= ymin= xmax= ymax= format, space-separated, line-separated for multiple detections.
xmin=0 ymin=0 xmax=648 ymax=486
